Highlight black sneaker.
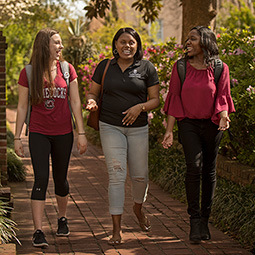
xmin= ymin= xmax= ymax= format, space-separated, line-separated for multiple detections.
xmin=32 ymin=229 xmax=49 ymax=248
xmin=56 ymin=217 xmax=70 ymax=236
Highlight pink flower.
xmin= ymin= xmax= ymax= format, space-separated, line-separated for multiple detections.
xmin=167 ymin=51 xmax=175 ymax=58
xmin=233 ymin=48 xmax=246 ymax=55
xmin=231 ymin=78 xmax=238 ymax=86
xmin=148 ymin=112 xmax=154 ymax=124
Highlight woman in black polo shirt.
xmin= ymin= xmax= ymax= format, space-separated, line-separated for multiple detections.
xmin=86 ymin=27 xmax=160 ymax=245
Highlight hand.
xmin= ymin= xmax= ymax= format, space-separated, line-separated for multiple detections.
xmin=122 ymin=104 xmax=142 ymax=126
xmin=14 ymin=140 xmax=25 ymax=157
xmin=86 ymin=99 xmax=98 ymax=112
xmin=218 ymin=116 xmax=231 ymax=131
xmin=162 ymin=132 xmax=173 ymax=149
xmin=77 ymin=135 xmax=88 ymax=155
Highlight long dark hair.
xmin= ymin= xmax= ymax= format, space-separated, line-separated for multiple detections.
xmin=29 ymin=28 xmax=59 ymax=105
xmin=112 ymin=27 xmax=143 ymax=60
xmin=185 ymin=26 xmax=219 ymax=66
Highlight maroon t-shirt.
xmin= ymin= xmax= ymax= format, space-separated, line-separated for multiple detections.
xmin=18 ymin=61 xmax=78 ymax=135
xmin=163 ymin=60 xmax=235 ymax=125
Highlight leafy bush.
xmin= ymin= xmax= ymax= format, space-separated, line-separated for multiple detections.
xmin=217 ymin=28 xmax=255 ymax=166
xmin=6 ymin=123 xmax=26 ymax=182
xmin=7 ymin=148 xmax=26 ymax=182
xmin=211 ymin=178 xmax=255 ymax=252
xmin=142 ymin=39 xmax=184 ymax=142
xmin=149 ymin=140 xmax=186 ymax=203
xmin=0 ymin=199 xmax=20 ymax=244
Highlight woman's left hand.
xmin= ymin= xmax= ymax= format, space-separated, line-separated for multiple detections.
xmin=77 ymin=135 xmax=88 ymax=154
xmin=122 ymin=104 xmax=142 ymax=126
xmin=218 ymin=116 xmax=231 ymax=131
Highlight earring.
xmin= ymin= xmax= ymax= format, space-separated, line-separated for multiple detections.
xmin=113 ymin=49 xmax=118 ymax=55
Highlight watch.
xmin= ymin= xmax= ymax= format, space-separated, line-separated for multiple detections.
xmin=140 ymin=104 xmax=146 ymax=112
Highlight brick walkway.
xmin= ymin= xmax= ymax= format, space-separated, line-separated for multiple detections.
xmin=6 ymin=108 xmax=252 ymax=255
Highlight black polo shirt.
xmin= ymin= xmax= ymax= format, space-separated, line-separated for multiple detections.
xmin=92 ymin=58 xmax=159 ymax=127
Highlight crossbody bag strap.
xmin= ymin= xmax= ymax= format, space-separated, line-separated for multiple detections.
xmin=98 ymin=59 xmax=111 ymax=101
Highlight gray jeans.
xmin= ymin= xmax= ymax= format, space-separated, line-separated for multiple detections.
xmin=99 ymin=121 xmax=149 ymax=215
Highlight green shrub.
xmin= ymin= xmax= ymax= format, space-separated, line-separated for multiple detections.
xmin=217 ymin=28 xmax=255 ymax=166
xmin=0 ymin=199 xmax=20 ymax=244
xmin=212 ymin=178 xmax=255 ymax=252
xmin=6 ymin=123 xmax=26 ymax=182
xmin=7 ymin=148 xmax=26 ymax=182
xmin=149 ymin=139 xmax=186 ymax=203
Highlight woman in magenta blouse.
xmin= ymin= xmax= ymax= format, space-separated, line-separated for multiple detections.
xmin=162 ymin=26 xmax=235 ymax=244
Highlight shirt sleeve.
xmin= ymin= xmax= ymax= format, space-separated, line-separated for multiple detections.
xmin=68 ymin=63 xmax=78 ymax=82
xmin=211 ymin=63 xmax=235 ymax=124
xmin=163 ymin=62 xmax=185 ymax=118
xmin=18 ymin=67 xmax=29 ymax=88
xmin=145 ymin=60 xmax=159 ymax=87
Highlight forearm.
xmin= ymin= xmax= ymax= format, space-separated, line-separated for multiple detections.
xmin=219 ymin=110 xmax=228 ymax=118
xmin=15 ymin=105 xmax=27 ymax=138
xmin=165 ymin=115 xmax=176 ymax=132
xmin=140 ymin=97 xmax=160 ymax=112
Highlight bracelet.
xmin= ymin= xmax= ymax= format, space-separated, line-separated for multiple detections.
xmin=78 ymin=133 xmax=86 ymax=135
xmin=14 ymin=137 xmax=21 ymax=140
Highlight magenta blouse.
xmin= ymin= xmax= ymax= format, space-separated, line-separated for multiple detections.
xmin=163 ymin=60 xmax=235 ymax=125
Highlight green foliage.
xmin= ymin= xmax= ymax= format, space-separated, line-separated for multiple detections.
xmin=211 ymin=178 xmax=255 ymax=252
xmin=85 ymin=0 xmax=162 ymax=24
xmin=63 ymin=33 xmax=96 ymax=72
xmin=68 ymin=18 xmax=88 ymax=37
xmin=217 ymin=0 xmax=255 ymax=34
xmin=90 ymin=13 xmax=152 ymax=51
xmin=6 ymin=123 xmax=26 ymax=182
xmin=7 ymin=148 xmax=26 ymax=182
xmin=149 ymin=140 xmax=186 ymax=203
xmin=131 ymin=0 xmax=163 ymax=23
xmin=143 ymin=39 xmax=184 ymax=142
xmin=217 ymin=28 xmax=255 ymax=166
xmin=0 ymin=199 xmax=20 ymax=244
xmin=3 ymin=2 xmax=58 ymax=105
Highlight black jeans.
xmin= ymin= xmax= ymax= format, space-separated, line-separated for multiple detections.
xmin=29 ymin=132 xmax=73 ymax=200
xmin=178 ymin=118 xmax=223 ymax=219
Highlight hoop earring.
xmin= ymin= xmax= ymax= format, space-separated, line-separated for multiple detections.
xmin=113 ymin=49 xmax=118 ymax=55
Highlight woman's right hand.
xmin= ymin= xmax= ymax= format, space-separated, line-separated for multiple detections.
xmin=14 ymin=140 xmax=24 ymax=158
xmin=162 ymin=131 xmax=174 ymax=149
xmin=86 ymin=99 xmax=98 ymax=112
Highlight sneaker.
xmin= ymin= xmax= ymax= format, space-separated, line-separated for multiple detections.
xmin=56 ymin=217 xmax=70 ymax=236
xmin=32 ymin=229 xmax=49 ymax=248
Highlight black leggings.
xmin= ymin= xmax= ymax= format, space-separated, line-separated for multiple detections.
xmin=178 ymin=118 xmax=223 ymax=219
xmin=29 ymin=132 xmax=73 ymax=200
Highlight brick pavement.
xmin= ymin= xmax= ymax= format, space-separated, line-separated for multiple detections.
xmin=6 ymin=108 xmax=252 ymax=255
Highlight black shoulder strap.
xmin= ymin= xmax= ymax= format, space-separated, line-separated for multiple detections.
xmin=213 ymin=59 xmax=223 ymax=85
xmin=177 ymin=58 xmax=223 ymax=89
xmin=25 ymin=64 xmax=32 ymax=136
xmin=59 ymin=61 xmax=76 ymax=129
xmin=177 ymin=58 xmax=186 ymax=88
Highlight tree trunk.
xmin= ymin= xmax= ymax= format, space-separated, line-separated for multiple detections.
xmin=181 ymin=0 xmax=217 ymax=45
